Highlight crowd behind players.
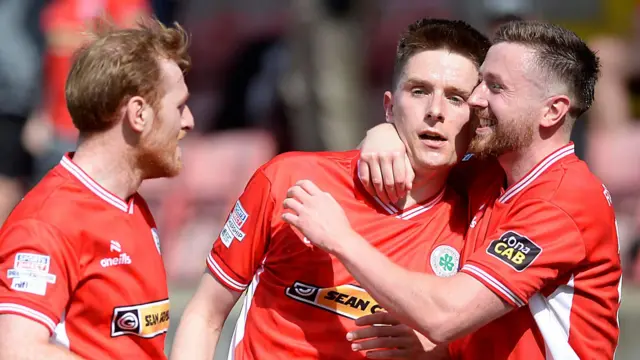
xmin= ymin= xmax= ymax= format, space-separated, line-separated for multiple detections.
xmin=1 ymin=0 xmax=640 ymax=285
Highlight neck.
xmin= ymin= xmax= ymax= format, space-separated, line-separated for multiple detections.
xmin=394 ymin=169 xmax=448 ymax=210
xmin=498 ymin=139 xmax=570 ymax=187
xmin=72 ymin=135 xmax=143 ymax=200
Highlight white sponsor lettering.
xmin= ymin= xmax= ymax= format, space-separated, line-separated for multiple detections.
xmin=101 ymin=253 xmax=132 ymax=268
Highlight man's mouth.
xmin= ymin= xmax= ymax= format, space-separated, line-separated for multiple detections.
xmin=478 ymin=117 xmax=496 ymax=128
xmin=419 ymin=131 xmax=447 ymax=142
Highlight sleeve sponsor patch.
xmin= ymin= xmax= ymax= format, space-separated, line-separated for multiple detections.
xmin=285 ymin=281 xmax=384 ymax=320
xmin=231 ymin=201 xmax=249 ymax=227
xmin=486 ymin=231 xmax=542 ymax=271
xmin=8 ymin=253 xmax=55 ymax=296
xmin=218 ymin=201 xmax=248 ymax=248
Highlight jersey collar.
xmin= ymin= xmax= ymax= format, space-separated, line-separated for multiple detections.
xmin=354 ymin=156 xmax=446 ymax=220
xmin=498 ymin=143 xmax=576 ymax=203
xmin=59 ymin=153 xmax=135 ymax=214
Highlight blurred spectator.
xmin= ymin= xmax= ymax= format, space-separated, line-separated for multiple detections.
xmin=483 ymin=0 xmax=532 ymax=36
xmin=22 ymin=0 xmax=151 ymax=183
xmin=588 ymin=25 xmax=640 ymax=283
xmin=0 ymin=0 xmax=46 ymax=224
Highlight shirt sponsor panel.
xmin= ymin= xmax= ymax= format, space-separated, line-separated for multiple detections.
xmin=111 ymin=299 xmax=170 ymax=338
xmin=285 ymin=281 xmax=384 ymax=320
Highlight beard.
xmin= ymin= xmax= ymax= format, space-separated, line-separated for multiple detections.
xmin=468 ymin=109 xmax=534 ymax=159
xmin=136 ymin=127 xmax=182 ymax=180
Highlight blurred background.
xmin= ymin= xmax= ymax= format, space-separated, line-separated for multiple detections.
xmin=0 ymin=0 xmax=639 ymax=358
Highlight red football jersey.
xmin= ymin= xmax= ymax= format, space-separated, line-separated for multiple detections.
xmin=0 ymin=154 xmax=169 ymax=359
xmin=451 ymin=143 xmax=622 ymax=359
xmin=207 ymin=150 xmax=468 ymax=360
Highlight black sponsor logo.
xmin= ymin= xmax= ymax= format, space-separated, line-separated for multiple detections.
xmin=112 ymin=310 xmax=140 ymax=335
xmin=486 ymin=231 xmax=541 ymax=271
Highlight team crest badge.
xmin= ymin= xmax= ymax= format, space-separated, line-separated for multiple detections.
xmin=430 ymin=245 xmax=460 ymax=277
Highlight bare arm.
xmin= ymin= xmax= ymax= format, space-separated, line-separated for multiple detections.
xmin=170 ymin=270 xmax=242 ymax=360
xmin=333 ymin=233 xmax=511 ymax=344
xmin=282 ymin=180 xmax=512 ymax=344
xmin=0 ymin=315 xmax=84 ymax=359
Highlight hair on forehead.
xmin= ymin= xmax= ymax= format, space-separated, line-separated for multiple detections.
xmin=493 ymin=20 xmax=600 ymax=118
xmin=393 ymin=18 xmax=490 ymax=88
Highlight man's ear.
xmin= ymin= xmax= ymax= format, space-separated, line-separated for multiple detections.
xmin=383 ymin=91 xmax=394 ymax=123
xmin=541 ymin=95 xmax=571 ymax=129
xmin=125 ymin=96 xmax=151 ymax=133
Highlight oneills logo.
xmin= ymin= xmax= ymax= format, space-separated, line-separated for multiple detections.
xmin=285 ymin=281 xmax=383 ymax=319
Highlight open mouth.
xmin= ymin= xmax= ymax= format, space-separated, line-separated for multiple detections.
xmin=419 ymin=132 xmax=447 ymax=142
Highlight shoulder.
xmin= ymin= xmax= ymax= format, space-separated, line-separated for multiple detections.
xmin=4 ymin=172 xmax=104 ymax=246
xmin=260 ymin=150 xmax=358 ymax=174
xmin=256 ymin=150 xmax=359 ymax=187
xmin=510 ymin=159 xmax=616 ymax=248
xmin=525 ymin=159 xmax=613 ymax=217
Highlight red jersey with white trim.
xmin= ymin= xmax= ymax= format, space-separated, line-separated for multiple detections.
xmin=207 ymin=150 xmax=468 ymax=360
xmin=450 ymin=143 xmax=622 ymax=360
xmin=0 ymin=154 xmax=170 ymax=359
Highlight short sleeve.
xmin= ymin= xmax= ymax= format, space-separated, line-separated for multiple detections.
xmin=460 ymin=199 xmax=585 ymax=307
xmin=206 ymin=170 xmax=275 ymax=292
xmin=0 ymin=220 xmax=79 ymax=335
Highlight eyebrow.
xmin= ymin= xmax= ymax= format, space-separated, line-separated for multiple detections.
xmin=481 ymin=71 xmax=504 ymax=85
xmin=404 ymin=77 xmax=474 ymax=98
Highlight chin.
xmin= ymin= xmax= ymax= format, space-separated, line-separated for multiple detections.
xmin=141 ymin=154 xmax=183 ymax=180
xmin=416 ymin=156 xmax=453 ymax=171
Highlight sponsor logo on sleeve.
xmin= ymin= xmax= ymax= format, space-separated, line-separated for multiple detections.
xmin=218 ymin=200 xmax=249 ymax=248
xmin=111 ymin=299 xmax=170 ymax=338
xmin=486 ymin=231 xmax=542 ymax=271
xmin=8 ymin=253 xmax=55 ymax=296
xmin=285 ymin=281 xmax=384 ymax=320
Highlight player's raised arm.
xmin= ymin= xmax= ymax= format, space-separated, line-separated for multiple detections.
xmin=171 ymin=169 xmax=275 ymax=359
xmin=282 ymin=180 xmax=512 ymax=343
xmin=0 ymin=221 xmax=82 ymax=359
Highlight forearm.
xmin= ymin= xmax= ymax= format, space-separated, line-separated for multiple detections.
xmin=335 ymin=232 xmax=456 ymax=343
xmin=170 ymin=307 xmax=225 ymax=360
xmin=0 ymin=343 xmax=85 ymax=360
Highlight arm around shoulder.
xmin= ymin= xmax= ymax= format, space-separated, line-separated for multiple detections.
xmin=170 ymin=270 xmax=242 ymax=360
